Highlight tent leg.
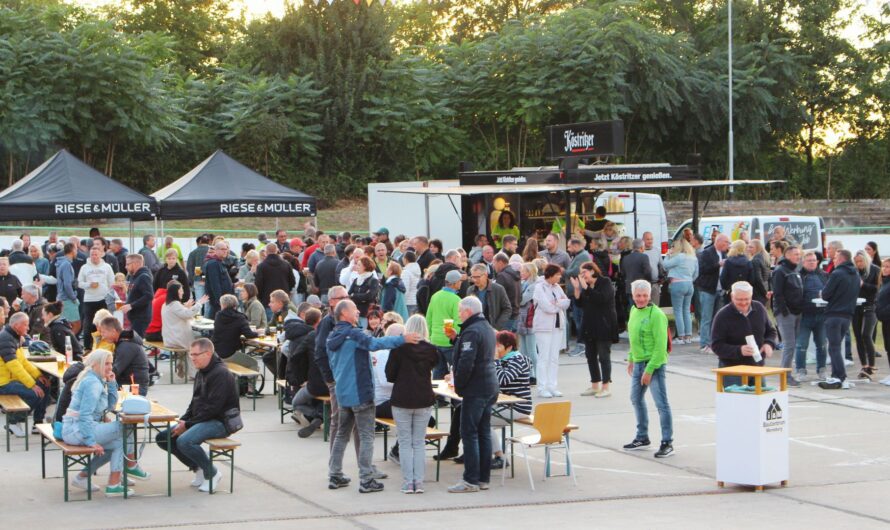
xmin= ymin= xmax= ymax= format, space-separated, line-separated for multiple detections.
xmin=129 ymin=220 xmax=134 ymax=253
xmin=424 ymin=194 xmax=431 ymax=238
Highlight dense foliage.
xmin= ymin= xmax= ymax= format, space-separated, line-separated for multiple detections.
xmin=0 ymin=0 xmax=887 ymax=200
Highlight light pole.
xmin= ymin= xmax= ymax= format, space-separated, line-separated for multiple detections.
xmin=728 ymin=0 xmax=734 ymax=199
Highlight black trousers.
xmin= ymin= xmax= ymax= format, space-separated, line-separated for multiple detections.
xmin=584 ymin=339 xmax=612 ymax=383
xmin=82 ymin=300 xmax=107 ymax=350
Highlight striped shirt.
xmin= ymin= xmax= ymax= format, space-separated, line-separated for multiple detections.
xmin=495 ymin=352 xmax=532 ymax=416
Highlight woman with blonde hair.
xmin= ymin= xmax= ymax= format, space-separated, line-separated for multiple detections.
xmin=747 ymin=239 xmax=772 ymax=305
xmin=720 ymin=240 xmax=754 ymax=302
xmin=517 ymin=262 xmax=539 ymax=383
xmin=385 ymin=314 xmax=438 ymax=493
xmin=663 ymin=239 xmax=698 ymax=344
xmin=62 ymin=349 xmax=150 ymax=496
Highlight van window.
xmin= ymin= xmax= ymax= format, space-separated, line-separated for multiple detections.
xmin=762 ymin=221 xmax=820 ymax=250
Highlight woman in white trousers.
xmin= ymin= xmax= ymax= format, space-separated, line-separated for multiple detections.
xmin=532 ymin=263 xmax=571 ymax=397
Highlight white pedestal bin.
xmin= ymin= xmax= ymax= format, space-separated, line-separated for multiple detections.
xmin=713 ymin=365 xmax=791 ymax=491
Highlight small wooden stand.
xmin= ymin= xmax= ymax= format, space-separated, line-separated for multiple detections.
xmin=713 ymin=365 xmax=791 ymax=492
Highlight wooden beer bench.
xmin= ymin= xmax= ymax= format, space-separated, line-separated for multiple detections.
xmin=35 ymin=423 xmax=97 ymax=501
xmin=143 ymin=341 xmax=188 ymax=384
xmin=226 ymin=362 xmax=262 ymax=411
xmin=375 ymin=417 xmax=449 ymax=481
xmin=0 ymin=395 xmax=30 ymax=451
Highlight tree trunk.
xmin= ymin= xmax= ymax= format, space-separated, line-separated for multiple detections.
xmin=7 ymin=153 xmax=13 ymax=187
xmin=805 ymin=123 xmax=814 ymax=178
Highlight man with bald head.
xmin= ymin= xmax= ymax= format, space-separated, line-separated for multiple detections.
xmin=696 ymin=233 xmax=731 ymax=354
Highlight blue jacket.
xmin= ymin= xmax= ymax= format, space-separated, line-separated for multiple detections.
xmin=822 ymin=260 xmax=859 ymax=318
xmin=55 ymin=255 xmax=77 ymax=302
xmin=62 ymin=370 xmax=118 ymax=446
xmin=663 ymin=253 xmax=698 ymax=281
xmin=126 ymin=266 xmax=154 ymax=323
xmin=326 ymin=321 xmax=405 ymax=407
xmin=452 ymin=313 xmax=498 ymax=399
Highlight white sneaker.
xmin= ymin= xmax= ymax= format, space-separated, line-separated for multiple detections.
xmin=198 ymin=469 xmax=222 ymax=493
xmin=844 ymin=359 xmax=854 ymax=367
xmin=537 ymin=390 xmax=553 ymax=398
xmin=71 ymin=473 xmax=100 ymax=492
xmin=551 ymin=390 xmax=564 ymax=397
xmin=879 ymin=376 xmax=890 ymax=386
xmin=191 ymin=471 xmax=204 ymax=487
xmin=7 ymin=423 xmax=25 ymax=438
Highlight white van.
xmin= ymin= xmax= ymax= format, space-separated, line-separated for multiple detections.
xmin=594 ymin=191 xmax=670 ymax=254
xmin=672 ymin=215 xmax=826 ymax=255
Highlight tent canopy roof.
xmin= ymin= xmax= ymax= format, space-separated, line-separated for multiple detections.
xmin=0 ymin=149 xmax=156 ymax=220
xmin=152 ymin=150 xmax=317 ymax=219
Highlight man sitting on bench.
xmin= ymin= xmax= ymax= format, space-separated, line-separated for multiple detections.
xmin=156 ymin=338 xmax=239 ymax=493
xmin=0 ymin=313 xmax=50 ymax=437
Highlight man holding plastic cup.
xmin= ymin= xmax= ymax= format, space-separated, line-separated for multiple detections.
xmin=710 ymin=282 xmax=778 ymax=388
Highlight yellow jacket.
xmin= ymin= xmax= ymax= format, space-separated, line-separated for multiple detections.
xmin=0 ymin=347 xmax=42 ymax=388
xmin=91 ymin=332 xmax=117 ymax=353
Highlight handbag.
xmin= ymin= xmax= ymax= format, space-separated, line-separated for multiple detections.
xmin=223 ymin=407 xmax=243 ymax=434
xmin=524 ymin=301 xmax=536 ymax=328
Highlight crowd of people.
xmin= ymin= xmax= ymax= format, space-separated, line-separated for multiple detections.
xmin=0 ymin=219 xmax=887 ymax=496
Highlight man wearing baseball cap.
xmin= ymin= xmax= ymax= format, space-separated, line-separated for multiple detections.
xmin=373 ymin=228 xmax=392 ymax=253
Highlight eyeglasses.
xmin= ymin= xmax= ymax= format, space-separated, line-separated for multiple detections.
xmin=470 ymin=275 xmax=483 ymax=280
xmin=188 ymin=350 xmax=211 ymax=358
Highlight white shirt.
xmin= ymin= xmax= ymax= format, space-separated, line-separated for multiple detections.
xmin=77 ymin=259 xmax=116 ymax=302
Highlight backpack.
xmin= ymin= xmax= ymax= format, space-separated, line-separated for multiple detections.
xmin=783 ymin=271 xmax=805 ymax=315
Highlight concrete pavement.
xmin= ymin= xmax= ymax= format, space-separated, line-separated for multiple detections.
xmin=3 ymin=340 xmax=889 ymax=529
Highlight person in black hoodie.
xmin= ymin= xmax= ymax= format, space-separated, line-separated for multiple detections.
xmin=428 ymin=251 xmax=468 ymax=299
xmin=42 ymin=301 xmax=84 ymax=361
xmin=877 ymin=258 xmax=890 ymax=385
xmin=98 ymin=316 xmax=149 ymax=395
xmin=719 ymin=240 xmax=754 ymax=304
xmin=255 ymin=244 xmax=296 ymax=320
xmin=121 ymin=254 xmax=153 ymax=337
xmin=771 ymin=246 xmax=804 ymax=387
xmin=276 ymin=302 xmax=311 ymax=388
xmin=155 ymin=337 xmax=240 ymax=493
xmin=211 ymin=294 xmax=259 ymax=372
xmin=852 ymin=250 xmax=881 ymax=379
xmin=819 ymin=249 xmax=861 ymax=389
xmin=154 ymin=249 xmax=190 ymax=303
xmin=711 ymin=282 xmax=778 ymax=387
xmin=290 ymin=308 xmax=326 ymax=438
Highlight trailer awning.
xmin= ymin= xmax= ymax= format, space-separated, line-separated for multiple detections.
xmin=379 ymin=179 xmax=784 ymax=196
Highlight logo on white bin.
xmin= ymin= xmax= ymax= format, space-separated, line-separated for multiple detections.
xmin=766 ymin=399 xmax=783 ymax=421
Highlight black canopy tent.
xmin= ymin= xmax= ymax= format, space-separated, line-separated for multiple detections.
xmin=152 ymin=150 xmax=317 ymax=220
xmin=0 ymin=149 xmax=156 ymax=221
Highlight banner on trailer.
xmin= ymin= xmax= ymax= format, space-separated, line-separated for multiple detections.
xmin=546 ymin=120 xmax=625 ymax=160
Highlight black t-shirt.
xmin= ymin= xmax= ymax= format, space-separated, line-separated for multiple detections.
xmin=0 ymin=274 xmax=22 ymax=305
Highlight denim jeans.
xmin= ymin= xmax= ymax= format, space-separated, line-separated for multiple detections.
xmin=669 ymin=281 xmax=694 ymax=337
xmin=292 ymin=386 xmax=322 ymax=420
xmin=518 ymin=333 xmax=537 ymax=378
xmin=157 ymin=419 xmax=228 ymax=479
xmin=460 ymin=395 xmax=496 ymax=485
xmin=64 ymin=419 xmax=124 ymax=473
xmin=0 ymin=380 xmax=50 ymax=423
xmin=853 ymin=308 xmax=878 ymax=367
xmin=392 ymin=406 xmax=432 ymax=486
xmin=775 ymin=312 xmax=801 ymax=370
xmin=193 ymin=280 xmax=209 ymax=318
xmin=795 ymin=313 xmax=826 ymax=371
xmin=326 ymin=383 xmax=360 ymax=456
xmin=432 ymin=345 xmax=454 ymax=380
xmin=825 ymin=316 xmax=851 ymax=382
xmin=629 ymin=363 xmax=673 ymax=443
xmin=698 ymin=290 xmax=724 ymax=347
xmin=329 ymin=401 xmax=376 ymax=482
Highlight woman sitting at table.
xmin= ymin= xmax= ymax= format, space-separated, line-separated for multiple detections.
xmin=211 ymin=294 xmax=260 ymax=373
xmin=62 ymin=349 xmax=151 ymax=497
xmin=162 ymin=281 xmax=207 ymax=379
xmin=43 ymin=301 xmax=84 ymax=360
xmin=490 ymin=331 xmax=532 ymax=469
xmin=239 ymin=283 xmax=267 ymax=329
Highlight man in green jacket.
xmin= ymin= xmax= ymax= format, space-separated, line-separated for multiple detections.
xmin=427 ymin=269 xmax=463 ymax=379
xmin=623 ymin=279 xmax=674 ymax=458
